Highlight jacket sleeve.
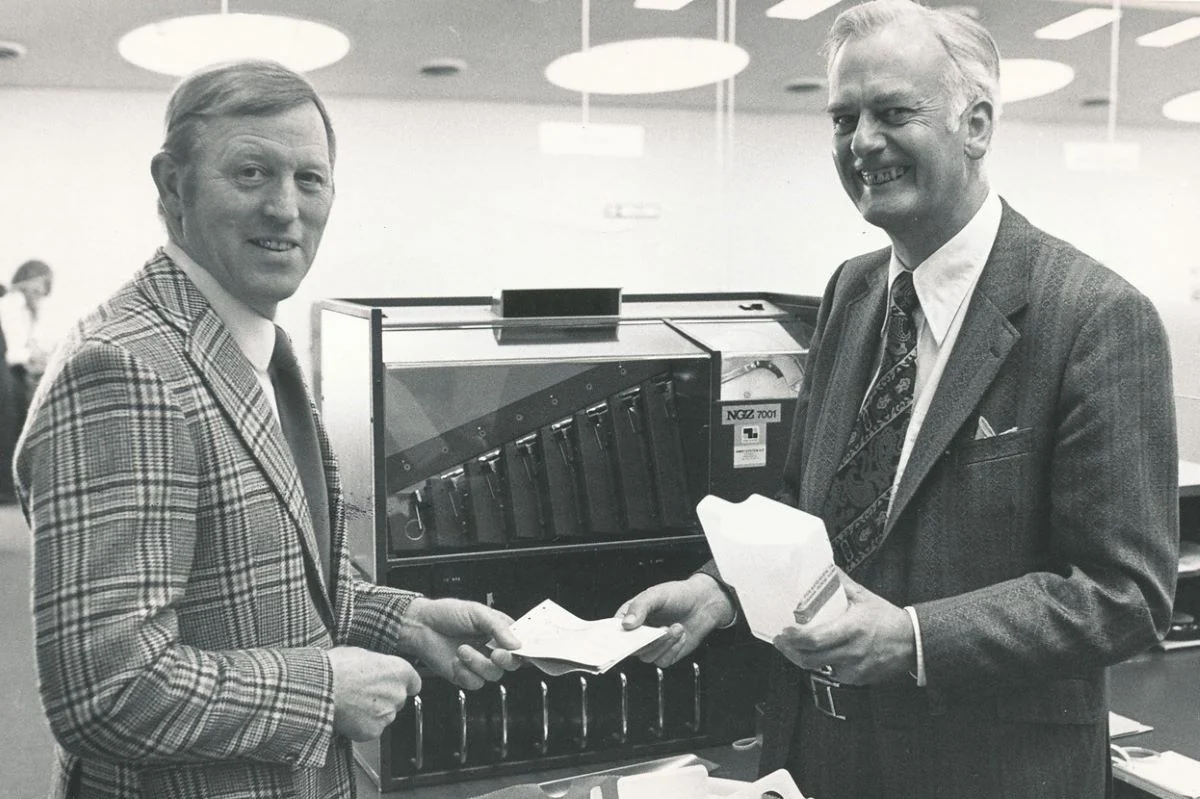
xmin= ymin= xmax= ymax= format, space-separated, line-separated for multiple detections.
xmin=345 ymin=577 xmax=421 ymax=653
xmin=21 ymin=342 xmax=336 ymax=768
xmin=916 ymin=281 xmax=1179 ymax=691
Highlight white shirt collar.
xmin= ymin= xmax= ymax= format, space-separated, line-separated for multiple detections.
xmin=888 ymin=190 xmax=1002 ymax=345
xmin=163 ymin=241 xmax=276 ymax=374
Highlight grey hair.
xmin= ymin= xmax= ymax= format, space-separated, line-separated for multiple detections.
xmin=821 ymin=0 xmax=1002 ymax=122
xmin=155 ymin=59 xmax=336 ymax=227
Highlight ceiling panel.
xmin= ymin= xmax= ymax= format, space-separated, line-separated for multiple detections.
xmin=2 ymin=0 xmax=1198 ymax=128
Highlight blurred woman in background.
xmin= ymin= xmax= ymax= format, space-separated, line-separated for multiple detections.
xmin=0 ymin=259 xmax=55 ymax=501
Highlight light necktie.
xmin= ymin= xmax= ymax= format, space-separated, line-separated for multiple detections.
xmin=269 ymin=327 xmax=333 ymax=590
xmin=822 ymin=269 xmax=920 ymax=573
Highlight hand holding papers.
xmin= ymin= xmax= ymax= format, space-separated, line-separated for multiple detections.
xmin=697 ymin=493 xmax=847 ymax=642
xmin=508 ymin=599 xmax=667 ymax=676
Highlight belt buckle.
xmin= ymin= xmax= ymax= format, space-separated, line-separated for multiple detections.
xmin=809 ymin=672 xmax=847 ymax=721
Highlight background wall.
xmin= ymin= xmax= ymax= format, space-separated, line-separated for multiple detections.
xmin=1 ymin=88 xmax=1198 ymax=453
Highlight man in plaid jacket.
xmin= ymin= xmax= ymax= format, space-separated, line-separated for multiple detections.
xmin=15 ymin=59 xmax=521 ymax=798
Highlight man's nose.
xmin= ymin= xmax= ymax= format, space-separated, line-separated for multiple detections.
xmin=263 ymin=179 xmax=300 ymax=222
xmin=850 ymin=114 xmax=886 ymax=159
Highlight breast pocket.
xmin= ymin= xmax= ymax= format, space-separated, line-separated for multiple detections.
xmin=956 ymin=427 xmax=1034 ymax=465
xmin=947 ymin=427 xmax=1040 ymax=581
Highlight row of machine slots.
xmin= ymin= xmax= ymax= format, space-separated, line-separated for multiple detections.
xmin=389 ymin=377 xmax=694 ymax=552
xmin=389 ymin=659 xmax=704 ymax=776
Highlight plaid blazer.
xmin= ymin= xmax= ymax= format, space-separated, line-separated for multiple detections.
xmin=17 ymin=251 xmax=419 ymax=798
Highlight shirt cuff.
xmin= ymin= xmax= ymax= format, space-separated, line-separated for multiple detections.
xmin=904 ymin=605 xmax=927 ymax=687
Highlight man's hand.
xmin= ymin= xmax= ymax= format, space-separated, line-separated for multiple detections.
xmin=402 ymin=597 xmax=522 ymax=689
xmin=771 ymin=569 xmax=916 ymax=685
xmin=327 ymin=647 xmax=421 ymax=742
xmin=617 ymin=573 xmax=735 ymax=668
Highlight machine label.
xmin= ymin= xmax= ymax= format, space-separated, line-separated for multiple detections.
xmin=721 ymin=403 xmax=782 ymax=425
xmin=733 ymin=423 xmax=767 ymax=469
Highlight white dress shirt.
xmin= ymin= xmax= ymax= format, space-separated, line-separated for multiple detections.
xmin=882 ymin=191 xmax=1003 ymax=685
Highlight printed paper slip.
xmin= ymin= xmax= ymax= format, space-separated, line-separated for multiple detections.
xmin=697 ymin=493 xmax=847 ymax=642
xmin=508 ymin=599 xmax=667 ymax=676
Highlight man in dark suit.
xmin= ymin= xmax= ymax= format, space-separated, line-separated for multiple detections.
xmin=619 ymin=2 xmax=1179 ymax=796
xmin=16 ymin=60 xmax=521 ymax=798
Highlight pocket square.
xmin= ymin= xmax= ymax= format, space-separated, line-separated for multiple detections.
xmin=975 ymin=415 xmax=1021 ymax=440
xmin=974 ymin=415 xmax=996 ymax=440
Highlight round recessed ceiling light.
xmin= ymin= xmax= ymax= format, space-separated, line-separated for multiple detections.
xmin=1163 ymin=90 xmax=1200 ymax=123
xmin=419 ymin=58 xmax=468 ymax=77
xmin=0 ymin=40 xmax=27 ymax=61
xmin=999 ymin=58 xmax=1075 ymax=103
xmin=118 ymin=14 xmax=350 ymax=77
xmin=545 ymin=38 xmax=749 ymax=95
xmin=785 ymin=78 xmax=825 ymax=94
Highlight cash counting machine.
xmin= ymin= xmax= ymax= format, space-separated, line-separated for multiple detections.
xmin=312 ymin=290 xmax=818 ymax=792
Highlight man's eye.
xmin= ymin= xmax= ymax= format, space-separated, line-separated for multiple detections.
xmin=297 ymin=172 xmax=328 ymax=189
xmin=237 ymin=165 xmax=267 ymax=181
xmin=880 ymin=108 xmax=911 ymax=124
xmin=832 ymin=115 xmax=857 ymax=134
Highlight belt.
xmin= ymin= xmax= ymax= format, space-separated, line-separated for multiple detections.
xmin=805 ymin=671 xmax=934 ymax=722
xmin=806 ymin=671 xmax=871 ymax=721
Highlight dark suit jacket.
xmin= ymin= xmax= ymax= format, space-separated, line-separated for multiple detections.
xmin=17 ymin=251 xmax=421 ymax=798
xmin=758 ymin=201 xmax=1179 ymax=798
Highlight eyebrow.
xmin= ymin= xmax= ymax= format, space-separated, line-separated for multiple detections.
xmin=826 ymin=89 xmax=915 ymax=115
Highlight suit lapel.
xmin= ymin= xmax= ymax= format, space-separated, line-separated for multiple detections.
xmin=138 ymin=257 xmax=337 ymax=622
xmin=888 ymin=203 xmax=1031 ymax=527
xmin=804 ymin=259 xmax=889 ymax=511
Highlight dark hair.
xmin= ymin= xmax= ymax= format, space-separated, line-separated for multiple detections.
xmin=822 ymin=0 xmax=1002 ymax=121
xmin=159 ymin=58 xmax=336 ymax=168
xmin=12 ymin=259 xmax=53 ymax=292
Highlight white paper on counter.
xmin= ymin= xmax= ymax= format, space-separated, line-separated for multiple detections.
xmin=697 ymin=493 xmax=847 ymax=642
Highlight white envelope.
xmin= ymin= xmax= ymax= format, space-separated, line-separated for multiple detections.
xmin=697 ymin=494 xmax=847 ymax=642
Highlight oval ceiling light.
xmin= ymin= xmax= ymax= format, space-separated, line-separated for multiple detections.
xmin=999 ymin=58 xmax=1075 ymax=103
xmin=119 ymin=14 xmax=350 ymax=76
xmin=545 ymin=38 xmax=749 ymax=95
xmin=1163 ymin=90 xmax=1200 ymax=123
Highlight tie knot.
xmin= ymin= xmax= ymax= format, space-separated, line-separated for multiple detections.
xmin=891 ymin=270 xmax=919 ymax=316
xmin=271 ymin=326 xmax=295 ymax=373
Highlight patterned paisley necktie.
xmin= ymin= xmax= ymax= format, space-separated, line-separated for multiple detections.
xmin=823 ymin=269 xmax=920 ymax=573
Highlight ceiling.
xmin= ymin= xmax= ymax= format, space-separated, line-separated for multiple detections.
xmin=3 ymin=0 xmax=1200 ymax=129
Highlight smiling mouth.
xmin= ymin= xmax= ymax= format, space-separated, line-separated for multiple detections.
xmin=860 ymin=166 xmax=909 ymax=186
xmin=251 ymin=238 xmax=297 ymax=252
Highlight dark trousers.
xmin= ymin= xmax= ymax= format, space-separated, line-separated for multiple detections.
xmin=784 ymin=685 xmax=1111 ymax=799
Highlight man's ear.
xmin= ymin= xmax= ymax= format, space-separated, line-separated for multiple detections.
xmin=963 ymin=99 xmax=995 ymax=160
xmin=150 ymin=152 xmax=184 ymax=219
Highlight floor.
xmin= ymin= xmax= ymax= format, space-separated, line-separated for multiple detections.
xmin=0 ymin=503 xmax=54 ymax=799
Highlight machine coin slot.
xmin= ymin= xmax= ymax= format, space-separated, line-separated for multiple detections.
xmin=387 ymin=488 xmax=430 ymax=553
xmin=501 ymin=435 xmax=545 ymax=540
xmin=427 ymin=469 xmax=470 ymax=548
xmin=538 ymin=420 xmax=583 ymax=538
xmin=642 ymin=376 xmax=692 ymax=529
xmin=466 ymin=451 xmax=506 ymax=544
xmin=572 ymin=402 xmax=622 ymax=535
xmin=609 ymin=387 xmax=659 ymax=532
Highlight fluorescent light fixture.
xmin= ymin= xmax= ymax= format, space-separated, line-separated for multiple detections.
xmin=1137 ymin=18 xmax=1200 ymax=48
xmin=1163 ymin=90 xmax=1200 ymax=123
xmin=635 ymin=0 xmax=699 ymax=9
xmin=766 ymin=0 xmax=844 ymax=21
xmin=999 ymin=58 xmax=1074 ymax=103
xmin=545 ymin=38 xmax=749 ymax=95
xmin=1034 ymin=8 xmax=1120 ymax=41
xmin=118 ymin=13 xmax=350 ymax=76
